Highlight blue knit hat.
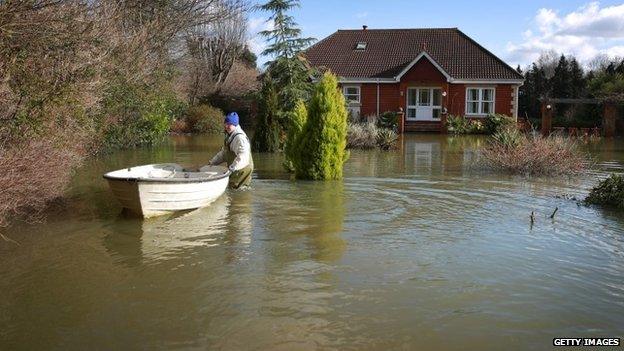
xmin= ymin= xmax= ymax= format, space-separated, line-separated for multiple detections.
xmin=224 ymin=112 xmax=239 ymax=126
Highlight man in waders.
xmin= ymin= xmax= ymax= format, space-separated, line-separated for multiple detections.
xmin=208 ymin=112 xmax=254 ymax=189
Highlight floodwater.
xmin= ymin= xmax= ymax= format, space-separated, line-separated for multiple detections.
xmin=1 ymin=134 xmax=624 ymax=350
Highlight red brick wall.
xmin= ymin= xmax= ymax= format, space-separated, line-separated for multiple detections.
xmin=495 ymin=85 xmax=513 ymax=115
xmin=401 ymin=58 xmax=448 ymax=83
xmin=447 ymin=84 xmax=466 ymax=116
xmin=447 ymin=84 xmax=515 ymax=117
xmin=360 ymin=83 xmax=401 ymax=116
xmin=339 ymin=57 xmax=516 ymax=119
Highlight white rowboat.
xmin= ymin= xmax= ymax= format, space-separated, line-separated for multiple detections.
xmin=103 ymin=163 xmax=230 ymax=218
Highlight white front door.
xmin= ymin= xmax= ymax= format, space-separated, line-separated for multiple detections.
xmin=407 ymin=88 xmax=442 ymax=121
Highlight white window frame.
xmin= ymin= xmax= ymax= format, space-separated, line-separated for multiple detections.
xmin=465 ymin=87 xmax=495 ymax=116
xmin=342 ymin=85 xmax=361 ymax=104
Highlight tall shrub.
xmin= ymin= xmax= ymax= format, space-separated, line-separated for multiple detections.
xmin=253 ymin=76 xmax=281 ymax=152
xmin=294 ymin=72 xmax=348 ymax=180
xmin=283 ymin=99 xmax=307 ymax=172
xmin=254 ymin=0 xmax=316 ymax=152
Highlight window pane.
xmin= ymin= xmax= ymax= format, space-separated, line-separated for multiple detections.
xmin=482 ymin=88 xmax=493 ymax=101
xmin=345 ymin=87 xmax=359 ymax=95
xmin=467 ymin=102 xmax=479 ymax=114
xmin=407 ymin=108 xmax=416 ymax=118
xmin=482 ymin=102 xmax=493 ymax=114
xmin=418 ymin=89 xmax=430 ymax=106
xmin=407 ymin=89 xmax=417 ymax=106
xmin=432 ymin=108 xmax=440 ymax=118
xmin=468 ymin=89 xmax=479 ymax=101
xmin=432 ymin=89 xmax=441 ymax=106
xmin=345 ymin=95 xmax=358 ymax=102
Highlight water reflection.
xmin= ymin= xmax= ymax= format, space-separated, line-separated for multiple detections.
xmin=103 ymin=195 xmax=231 ymax=265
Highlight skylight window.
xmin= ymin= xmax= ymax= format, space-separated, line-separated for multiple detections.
xmin=355 ymin=42 xmax=367 ymax=50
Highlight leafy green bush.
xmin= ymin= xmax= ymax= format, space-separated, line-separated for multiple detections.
xmin=101 ymin=81 xmax=183 ymax=149
xmin=446 ymin=114 xmax=515 ymax=135
xmin=294 ymin=72 xmax=349 ymax=180
xmin=491 ymin=127 xmax=523 ymax=148
xmin=186 ymin=104 xmax=224 ymax=134
xmin=585 ymin=174 xmax=624 ymax=209
xmin=376 ymin=127 xmax=399 ymax=150
xmin=377 ymin=111 xmax=399 ymax=130
xmin=446 ymin=115 xmax=471 ymax=134
xmin=484 ymin=114 xmax=515 ymax=134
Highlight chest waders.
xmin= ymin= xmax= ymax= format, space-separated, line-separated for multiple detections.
xmin=224 ymin=133 xmax=254 ymax=189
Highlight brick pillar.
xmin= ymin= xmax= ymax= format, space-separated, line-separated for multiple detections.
xmin=541 ymin=100 xmax=553 ymax=136
xmin=603 ymin=102 xmax=616 ymax=138
xmin=397 ymin=109 xmax=405 ymax=134
xmin=440 ymin=113 xmax=448 ymax=133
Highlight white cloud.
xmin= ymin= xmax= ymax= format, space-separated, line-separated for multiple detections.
xmin=355 ymin=12 xmax=368 ymax=19
xmin=507 ymin=2 xmax=624 ymax=67
xmin=247 ymin=16 xmax=274 ymax=59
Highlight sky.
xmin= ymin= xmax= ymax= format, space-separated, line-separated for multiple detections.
xmin=247 ymin=0 xmax=624 ymax=68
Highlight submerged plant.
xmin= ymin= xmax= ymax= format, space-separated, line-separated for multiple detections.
xmin=585 ymin=174 xmax=624 ymax=209
xmin=347 ymin=122 xmax=398 ymax=150
xmin=480 ymin=132 xmax=587 ymax=176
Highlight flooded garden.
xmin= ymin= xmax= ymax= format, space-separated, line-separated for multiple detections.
xmin=1 ymin=134 xmax=623 ymax=350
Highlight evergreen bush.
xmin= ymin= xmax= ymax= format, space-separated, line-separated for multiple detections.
xmin=294 ymin=72 xmax=349 ymax=180
xmin=186 ymin=104 xmax=224 ymax=134
xmin=585 ymin=174 xmax=624 ymax=209
xmin=377 ymin=111 xmax=399 ymax=130
xmin=253 ymin=76 xmax=281 ymax=152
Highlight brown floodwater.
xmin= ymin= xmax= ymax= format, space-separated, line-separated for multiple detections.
xmin=1 ymin=134 xmax=624 ymax=350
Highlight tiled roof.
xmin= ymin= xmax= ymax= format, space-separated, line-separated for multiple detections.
xmin=304 ymin=28 xmax=523 ymax=81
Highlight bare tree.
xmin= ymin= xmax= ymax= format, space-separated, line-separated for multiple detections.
xmin=184 ymin=7 xmax=248 ymax=103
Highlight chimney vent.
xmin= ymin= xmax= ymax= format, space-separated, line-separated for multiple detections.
xmin=362 ymin=25 xmax=368 ymax=30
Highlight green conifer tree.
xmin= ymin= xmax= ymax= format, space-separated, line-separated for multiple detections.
xmin=253 ymin=75 xmax=281 ymax=152
xmin=254 ymin=0 xmax=316 ymax=152
xmin=294 ymin=72 xmax=348 ymax=180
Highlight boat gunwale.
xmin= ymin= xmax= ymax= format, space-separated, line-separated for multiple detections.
xmin=103 ymin=170 xmax=231 ymax=183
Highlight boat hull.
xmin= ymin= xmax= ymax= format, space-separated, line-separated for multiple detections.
xmin=104 ymin=164 xmax=230 ymax=218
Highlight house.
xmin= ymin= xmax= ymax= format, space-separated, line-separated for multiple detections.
xmin=304 ymin=27 xmax=524 ymax=132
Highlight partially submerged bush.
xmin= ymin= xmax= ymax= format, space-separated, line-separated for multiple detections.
xmin=186 ymin=104 xmax=224 ymax=134
xmin=480 ymin=133 xmax=587 ymax=176
xmin=347 ymin=123 xmax=378 ymax=149
xmin=484 ymin=114 xmax=516 ymax=134
xmin=0 ymin=135 xmax=85 ymax=229
xmin=491 ymin=127 xmax=523 ymax=148
xmin=376 ymin=127 xmax=399 ymax=150
xmin=377 ymin=111 xmax=399 ymax=130
xmin=347 ymin=122 xmax=398 ymax=150
xmin=585 ymin=174 xmax=624 ymax=209
xmin=294 ymin=72 xmax=348 ymax=180
xmin=445 ymin=115 xmax=471 ymax=134
xmin=101 ymin=82 xmax=184 ymax=149
xmin=446 ymin=114 xmax=515 ymax=135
